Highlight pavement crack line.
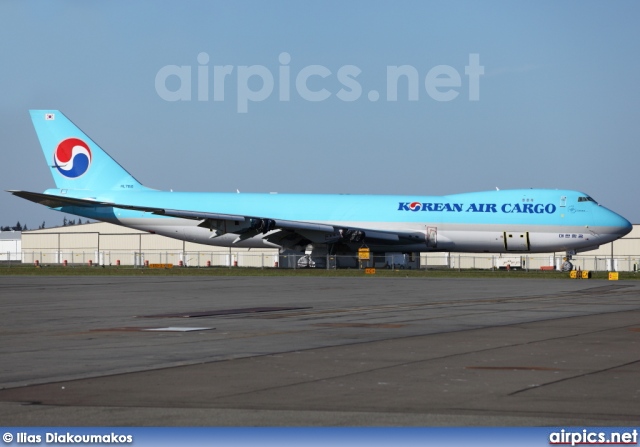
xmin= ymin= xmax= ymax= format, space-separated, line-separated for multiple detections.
xmin=203 ymin=317 xmax=640 ymax=402
xmin=508 ymin=358 xmax=640 ymax=396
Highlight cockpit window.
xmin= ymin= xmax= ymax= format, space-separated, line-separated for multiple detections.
xmin=578 ymin=196 xmax=597 ymax=203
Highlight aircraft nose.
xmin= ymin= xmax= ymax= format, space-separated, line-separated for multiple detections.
xmin=610 ymin=210 xmax=632 ymax=236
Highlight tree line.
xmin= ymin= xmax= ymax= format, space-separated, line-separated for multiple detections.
xmin=1 ymin=218 xmax=89 ymax=232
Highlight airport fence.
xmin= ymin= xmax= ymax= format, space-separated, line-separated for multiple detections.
xmin=19 ymin=250 xmax=279 ymax=269
xmin=0 ymin=251 xmax=21 ymax=262
xmin=7 ymin=250 xmax=640 ymax=272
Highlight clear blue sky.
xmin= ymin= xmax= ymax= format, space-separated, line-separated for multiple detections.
xmin=2 ymin=0 xmax=639 ymax=228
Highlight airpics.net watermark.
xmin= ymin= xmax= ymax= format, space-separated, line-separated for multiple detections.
xmin=155 ymin=52 xmax=484 ymax=113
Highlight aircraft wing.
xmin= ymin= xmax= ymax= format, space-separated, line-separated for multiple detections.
xmin=8 ymin=190 xmax=411 ymax=244
xmin=8 ymin=190 xmax=250 ymax=222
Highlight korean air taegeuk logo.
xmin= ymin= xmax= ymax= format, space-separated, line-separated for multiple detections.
xmin=53 ymin=138 xmax=92 ymax=178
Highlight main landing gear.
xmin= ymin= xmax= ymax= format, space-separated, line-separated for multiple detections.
xmin=561 ymin=252 xmax=574 ymax=272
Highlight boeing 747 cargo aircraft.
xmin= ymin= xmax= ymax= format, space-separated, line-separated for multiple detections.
xmin=9 ymin=111 xmax=632 ymax=260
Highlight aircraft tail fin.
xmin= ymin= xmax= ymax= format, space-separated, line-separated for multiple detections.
xmin=29 ymin=110 xmax=148 ymax=191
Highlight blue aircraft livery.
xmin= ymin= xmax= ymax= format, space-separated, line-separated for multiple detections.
xmin=9 ymin=110 xmax=632 ymax=258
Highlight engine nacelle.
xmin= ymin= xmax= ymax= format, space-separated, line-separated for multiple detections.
xmin=251 ymin=218 xmax=276 ymax=234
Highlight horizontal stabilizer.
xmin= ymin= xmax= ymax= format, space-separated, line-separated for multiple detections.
xmin=7 ymin=190 xmax=106 ymax=208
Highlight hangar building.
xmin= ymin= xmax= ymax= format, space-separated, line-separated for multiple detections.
xmin=0 ymin=231 xmax=21 ymax=262
xmin=16 ymin=222 xmax=640 ymax=272
xmin=21 ymin=222 xmax=278 ymax=268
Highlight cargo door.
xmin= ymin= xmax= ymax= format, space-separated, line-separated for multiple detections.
xmin=503 ymin=231 xmax=530 ymax=251
xmin=426 ymin=226 xmax=437 ymax=248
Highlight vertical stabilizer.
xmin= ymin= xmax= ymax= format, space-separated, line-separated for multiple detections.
xmin=30 ymin=110 xmax=148 ymax=191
